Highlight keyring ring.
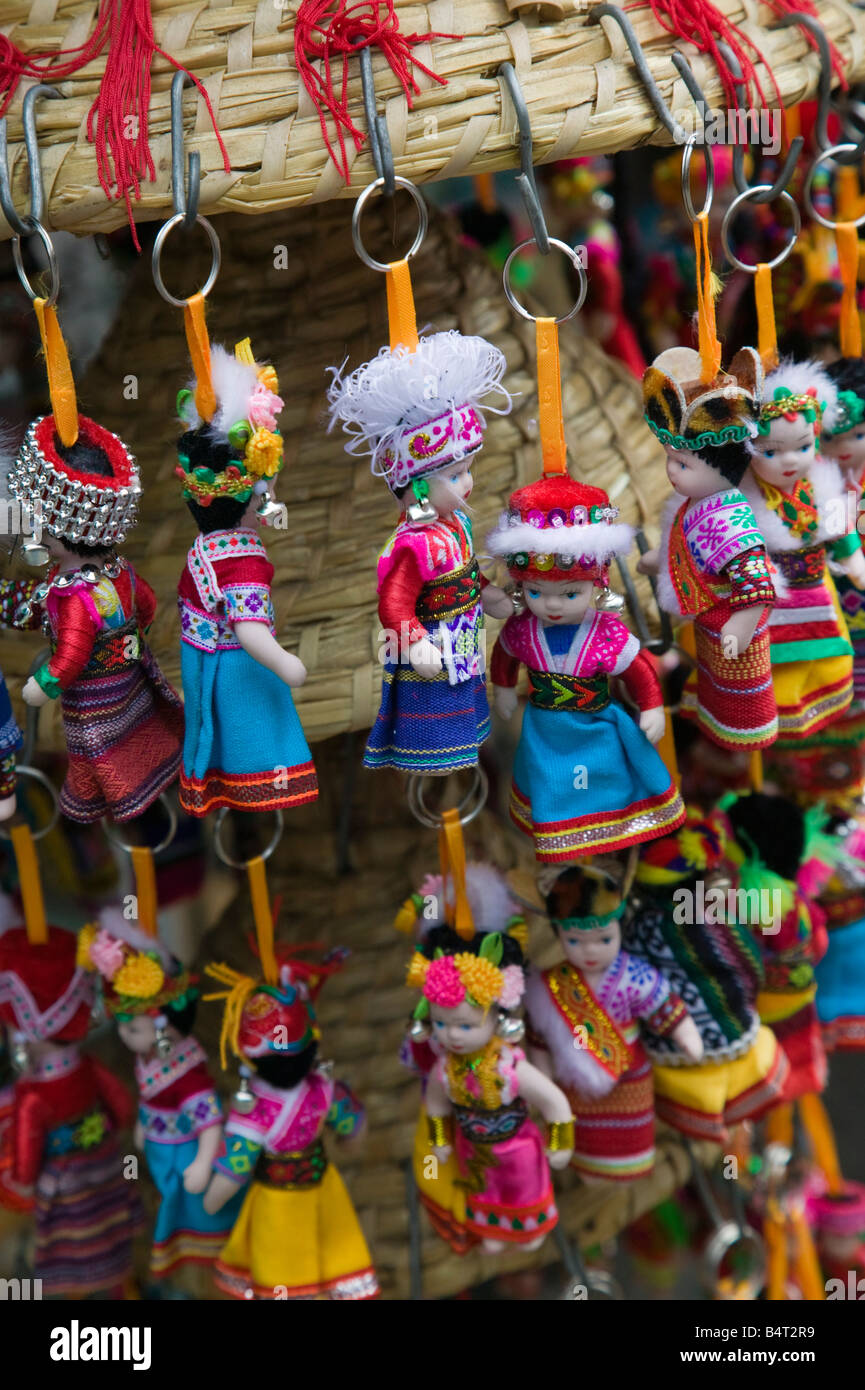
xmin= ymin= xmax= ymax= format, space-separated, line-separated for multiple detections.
xmin=11 ymin=218 xmax=60 ymax=307
xmin=0 ymin=765 xmax=60 ymax=841
xmin=804 ymin=145 xmax=865 ymax=230
xmin=503 ymin=237 xmax=588 ymax=323
xmin=406 ymin=764 xmax=488 ymax=830
xmin=151 ymin=212 xmax=221 ymax=307
xmin=681 ymin=134 xmax=715 ymax=222
xmin=720 ymin=185 xmax=801 ymax=273
xmin=352 ymin=176 xmax=428 ymax=273
xmin=102 ymin=793 xmax=178 ymax=856
xmin=213 ymin=808 xmax=284 ymax=870
xmin=701 ymin=1220 xmax=765 ymax=1299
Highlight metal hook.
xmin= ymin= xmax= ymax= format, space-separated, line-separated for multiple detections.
xmin=358 ymin=46 xmax=395 ymax=197
xmin=589 ymin=5 xmax=689 ymax=144
xmin=715 ymin=40 xmax=803 ymax=204
xmin=498 ymin=63 xmax=550 ymax=255
xmin=774 ymin=12 xmax=865 ymax=166
xmin=0 ymin=83 xmax=60 ymax=236
xmin=170 ymin=69 xmax=201 ymax=229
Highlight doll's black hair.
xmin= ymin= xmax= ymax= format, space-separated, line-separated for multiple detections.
xmin=53 ymin=433 xmax=118 ymax=558
xmin=179 ymin=428 xmax=251 ymax=535
xmin=825 ymin=356 xmax=865 ymax=404
xmin=253 ymin=1043 xmax=318 ymax=1090
xmin=723 ymin=793 xmax=805 ymax=883
xmin=701 ymin=439 xmax=752 ymax=489
xmin=164 ymin=996 xmax=198 ymax=1038
xmin=419 ymin=923 xmax=525 ymax=970
xmin=544 ymin=865 xmax=622 ymax=935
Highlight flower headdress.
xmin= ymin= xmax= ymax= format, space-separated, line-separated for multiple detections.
xmin=394 ymin=861 xmax=527 ymax=949
xmin=754 ymin=360 xmax=836 ymax=437
xmin=406 ymin=932 xmax=524 ymax=1019
xmin=176 ymin=338 xmax=285 ymax=505
xmin=77 ymin=911 xmax=196 ymax=1022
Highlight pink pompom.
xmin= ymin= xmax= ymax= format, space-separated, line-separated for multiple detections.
xmin=423 ymin=956 xmax=466 ymax=1008
xmin=497 ymin=965 xmax=525 ymax=1010
xmin=89 ymin=930 xmax=125 ymax=980
xmin=248 ymin=383 xmax=284 ymax=430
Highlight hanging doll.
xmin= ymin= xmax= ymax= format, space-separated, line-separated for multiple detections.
xmin=77 ymin=909 xmax=242 ymax=1279
xmin=716 ymin=792 xmax=828 ymax=1099
xmin=396 ymin=860 xmax=529 ymax=1254
xmin=487 ymin=474 xmax=685 ymax=861
xmin=0 ymin=413 xmax=183 ymax=822
xmin=641 ymin=345 xmax=779 ymax=751
xmin=176 ymin=338 xmax=317 ymax=816
xmin=812 ymin=814 xmax=865 ymax=1053
xmin=202 ymin=952 xmax=377 ymax=1301
xmin=742 ymin=359 xmax=864 ymax=739
xmin=525 ymin=865 xmax=703 ymax=1182
xmin=0 ymin=923 xmax=144 ymax=1295
xmin=821 ymin=358 xmax=865 ymax=702
xmin=625 ymin=813 xmax=788 ymax=1142
xmin=327 ymin=330 xmax=513 ymax=774
xmin=407 ymin=922 xmax=573 ymax=1252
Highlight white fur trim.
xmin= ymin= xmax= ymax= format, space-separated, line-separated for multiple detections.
xmin=96 ymin=905 xmax=175 ymax=970
xmin=416 ymin=862 xmax=520 ymax=937
xmin=179 ymin=345 xmax=263 ymax=439
xmin=742 ymin=458 xmax=848 ymax=550
xmin=524 ymin=969 xmax=617 ymax=1099
xmin=761 ymin=358 xmax=838 ymax=421
xmin=656 ymin=492 xmax=685 ymax=615
xmin=487 ymin=518 xmax=634 ymax=559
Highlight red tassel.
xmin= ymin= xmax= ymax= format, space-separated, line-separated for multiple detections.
xmin=625 ymin=0 xmax=781 ymax=112
xmin=0 ymin=1 xmax=230 ymax=253
xmin=294 ymin=0 xmax=459 ymax=182
xmin=764 ymin=0 xmax=847 ymax=89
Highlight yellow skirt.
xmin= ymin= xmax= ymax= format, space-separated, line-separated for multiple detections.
xmin=412 ymin=1109 xmax=473 ymax=1254
xmin=653 ymin=1026 xmax=788 ymax=1142
xmin=214 ymin=1164 xmax=378 ymax=1301
xmin=772 ymin=577 xmax=853 ymax=738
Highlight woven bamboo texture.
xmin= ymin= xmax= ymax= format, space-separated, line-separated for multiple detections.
xmin=2 ymin=0 xmax=865 ymax=237
xmin=0 ymin=198 xmax=667 ymax=751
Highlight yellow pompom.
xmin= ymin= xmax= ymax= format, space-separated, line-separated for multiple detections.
xmin=405 ymin=953 xmax=429 ymax=989
xmin=453 ymin=953 xmax=503 ymax=1011
xmin=678 ymin=827 xmax=709 ymax=871
xmin=506 ymin=916 xmax=529 ymax=952
xmin=394 ymin=898 xmax=418 ymax=934
xmin=113 ymin=954 xmax=165 ymax=1000
xmin=244 ymin=428 xmax=283 ymax=478
xmin=257 ymin=364 xmax=279 ymax=395
xmin=76 ymin=922 xmax=99 ymax=971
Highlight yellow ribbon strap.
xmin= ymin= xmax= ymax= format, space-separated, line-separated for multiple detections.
xmin=34 ymin=298 xmax=78 ymax=447
xmin=130 ymin=846 xmax=158 ymax=938
xmin=836 ymin=223 xmax=863 ymax=359
xmin=748 ymin=750 xmax=764 ymax=793
xmin=536 ymin=317 xmax=568 ymax=477
xmin=764 ymin=1197 xmax=788 ymax=1302
xmin=439 ymin=808 xmax=474 ymax=941
xmin=386 ymin=259 xmax=419 ymax=353
xmin=247 ymin=855 xmax=278 ymax=986
xmin=755 ymin=263 xmax=778 ymax=372
xmin=654 ymin=708 xmax=680 ymax=789
xmin=798 ymin=1092 xmax=843 ymax=1195
xmin=789 ymin=1207 xmax=826 ymax=1302
xmin=183 ymin=292 xmax=217 ymax=422
xmin=693 ymin=213 xmax=722 ymax=384
xmin=10 ymin=823 xmax=47 ymax=945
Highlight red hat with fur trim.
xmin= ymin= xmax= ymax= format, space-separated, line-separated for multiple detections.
xmin=0 ymin=926 xmax=95 ymax=1043
xmin=486 ymin=475 xmax=633 ymax=583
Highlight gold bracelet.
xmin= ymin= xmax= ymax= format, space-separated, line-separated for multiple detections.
xmin=427 ymin=1114 xmax=453 ymax=1148
xmin=547 ymin=1118 xmax=575 ymax=1152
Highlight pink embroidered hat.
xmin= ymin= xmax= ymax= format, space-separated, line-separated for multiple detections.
xmin=487 ymin=475 xmax=634 ymax=583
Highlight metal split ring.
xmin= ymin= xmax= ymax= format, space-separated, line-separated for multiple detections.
xmin=151 ymin=211 xmax=222 ymax=308
xmin=702 ymin=1220 xmax=766 ymax=1299
xmin=0 ymin=765 xmax=60 ymax=841
xmin=11 ymin=217 xmax=60 ymax=306
xmin=213 ymin=808 xmax=284 ymax=870
xmin=804 ymin=145 xmax=865 ymax=231
xmin=680 ymin=134 xmax=715 ymax=222
xmin=503 ymin=237 xmax=588 ymax=324
xmin=351 ymin=176 xmax=428 ymax=273
xmin=102 ymin=793 xmax=178 ymax=856
xmin=406 ymin=764 xmax=489 ymax=830
xmin=720 ymin=185 xmax=801 ymax=274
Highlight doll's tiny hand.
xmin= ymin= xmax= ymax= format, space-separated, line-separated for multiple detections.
xmin=432 ymin=1144 xmax=452 ymax=1165
xmin=636 ymin=548 xmax=660 ymax=576
xmin=0 ymin=793 xmax=16 ymax=822
xmin=409 ymin=638 xmax=444 ymax=680
xmin=133 ymin=1121 xmax=145 ymax=1151
xmin=182 ymin=1158 xmax=212 ymax=1194
xmin=481 ymin=584 xmax=514 ymax=620
xmin=22 ymin=677 xmax=48 ymax=707
xmin=547 ymin=1148 xmax=573 ymax=1171
xmin=639 ymin=705 xmax=666 ymax=745
xmin=279 ymin=652 xmax=308 ymax=688
xmin=842 ymin=547 xmax=865 ymax=590
xmin=720 ymin=607 xmax=761 ymax=656
xmin=495 ymin=686 xmax=519 ymax=720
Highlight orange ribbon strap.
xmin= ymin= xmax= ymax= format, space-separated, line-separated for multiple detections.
xmin=10 ymin=823 xmax=47 ymax=945
xmin=798 ymin=1092 xmax=843 ymax=1195
xmin=748 ymin=750 xmax=764 ymax=793
xmin=694 ymin=213 xmax=722 ymax=384
xmin=789 ymin=1207 xmax=826 ymax=1301
xmin=655 ymin=708 xmax=680 ymax=789
xmin=536 ymin=317 xmax=567 ymax=477
xmin=836 ymin=223 xmax=862 ymax=358
xmin=438 ymin=808 xmax=474 ymax=941
xmin=755 ymin=263 xmax=778 ymax=372
xmin=386 ymin=259 xmax=419 ymax=353
xmin=248 ymin=855 xmax=278 ymax=985
xmin=130 ymin=846 xmax=158 ymax=938
xmin=34 ymin=298 xmax=78 ymax=447
xmin=183 ymin=292 xmax=217 ymax=422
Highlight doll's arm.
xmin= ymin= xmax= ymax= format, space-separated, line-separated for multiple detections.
xmin=234 ymin=622 xmax=307 ymax=687
xmin=833 ymin=531 xmax=865 ymax=587
xmin=514 ymin=1057 xmax=574 ymax=1169
xmin=203 ymin=1129 xmax=262 ymax=1213
xmin=491 ymin=631 xmax=521 ymax=718
xmin=90 ymin=1057 xmax=135 ymax=1130
xmin=134 ymin=571 xmax=158 ymax=631
xmin=620 ymin=649 xmax=665 ymax=743
xmin=718 ymin=547 xmax=776 ymax=655
xmin=636 ymin=548 xmax=660 ymax=576
xmin=326 ymin=1079 xmax=366 ymax=1141
xmin=670 ymin=1015 xmax=704 ymax=1063
xmin=183 ymin=1122 xmax=223 ymax=1194
xmin=481 ymin=578 xmax=514 ymax=620
xmin=23 ymin=593 xmax=98 ymax=706
xmin=424 ymin=1068 xmax=454 ymax=1164
xmin=13 ymin=1091 xmax=46 ymax=1189
xmin=378 ymin=547 xmax=443 ymax=678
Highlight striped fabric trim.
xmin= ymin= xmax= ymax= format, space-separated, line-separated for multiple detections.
xmin=179 ymin=762 xmax=318 ymax=816
xmin=510 ymin=781 xmax=686 ymax=862
xmin=214 ymin=1262 xmax=379 ymax=1301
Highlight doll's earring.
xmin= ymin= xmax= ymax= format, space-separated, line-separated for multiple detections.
xmin=154 ymin=1015 xmax=172 ymax=1059
xmin=409 ymin=1016 xmax=431 ymax=1042
xmin=406 ymin=478 xmax=438 ymax=527
xmin=232 ymin=1064 xmax=256 ymax=1115
xmin=10 ymin=1032 xmax=29 ymax=1073
xmin=594 ymin=585 xmax=625 ymax=614
xmin=509 ymin=582 xmax=526 ymax=616
xmin=21 ymin=541 xmax=51 ymax=568
xmin=496 ymin=1010 xmax=525 ymax=1044
xmin=255 ymin=494 xmax=288 ymax=529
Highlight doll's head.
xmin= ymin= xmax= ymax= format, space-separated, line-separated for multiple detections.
xmin=77 ymin=909 xmax=198 ymax=1053
xmin=643 ymin=345 xmax=762 ymax=495
xmin=822 ymin=357 xmax=865 ymax=478
xmin=545 ymin=865 xmax=623 ymax=973
xmin=748 ymin=360 xmax=836 ymax=489
xmin=407 ymin=920 xmax=526 ymax=1056
xmin=176 ymin=339 xmax=286 ymax=535
xmin=487 ymin=474 xmax=633 ymax=609
xmin=326 ymin=330 xmax=511 ymax=522
xmin=0 ymin=924 xmax=95 ymax=1061
xmin=717 ymin=791 xmax=805 ymax=883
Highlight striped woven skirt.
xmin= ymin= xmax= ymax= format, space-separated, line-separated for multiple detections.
xmin=364 ymin=662 xmax=490 ymax=774
xmin=679 ymin=603 xmax=778 ymax=751
xmin=766 ymin=569 xmax=853 ymax=739
xmin=33 ymin=1135 xmax=146 ymax=1295
xmin=59 ymin=648 xmax=183 ymax=823
xmin=565 ymin=1044 xmax=655 ymax=1182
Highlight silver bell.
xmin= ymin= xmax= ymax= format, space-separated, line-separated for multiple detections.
xmin=594 ymin=587 xmax=625 ymax=614
xmin=21 ymin=541 xmax=50 ymax=568
xmin=154 ymin=1024 xmax=173 ymax=1059
xmin=496 ymin=1011 xmax=525 ymax=1043
xmin=232 ymin=1065 xmax=256 ymax=1115
xmin=10 ymin=1034 xmax=29 ymax=1073
xmin=409 ymin=1017 xmax=431 ymax=1042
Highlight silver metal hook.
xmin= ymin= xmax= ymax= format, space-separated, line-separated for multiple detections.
xmin=358 ymin=45 xmax=395 ymax=197
xmin=498 ymin=63 xmax=550 ymax=255
xmin=589 ymin=5 xmax=689 ymax=144
xmin=170 ymin=70 xmax=201 ymax=229
xmin=716 ymin=40 xmax=803 ymax=204
xmin=775 ymin=12 xmax=865 ymax=167
xmin=0 ymin=83 xmax=60 ymax=236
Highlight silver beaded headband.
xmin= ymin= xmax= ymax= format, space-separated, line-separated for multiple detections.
xmin=7 ymin=417 xmax=141 ymax=548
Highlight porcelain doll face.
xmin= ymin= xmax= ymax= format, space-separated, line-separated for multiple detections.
xmin=749 ymin=415 xmax=816 ymax=488
xmin=664 ymin=447 xmax=727 ymax=500
xmin=821 ymin=422 xmax=865 ymax=480
xmin=557 ymin=918 xmax=621 ymax=974
xmin=425 ymin=457 xmax=474 ymax=516
xmin=429 ymin=998 xmax=497 ymax=1055
xmin=117 ymin=1015 xmax=160 ymax=1054
xmin=523 ymin=578 xmax=595 ymax=625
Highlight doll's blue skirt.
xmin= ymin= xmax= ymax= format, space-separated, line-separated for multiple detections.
xmin=146 ymin=1136 xmax=243 ymax=1277
xmin=815 ymin=916 xmax=865 ymax=1051
xmin=364 ymin=662 xmax=490 ymax=773
xmin=0 ymin=675 xmax=22 ymax=755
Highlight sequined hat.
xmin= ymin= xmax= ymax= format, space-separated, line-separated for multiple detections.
xmin=643 ymin=345 xmax=762 ymax=452
xmin=486 ymin=474 xmax=634 ymax=583
xmin=7 ymin=415 xmax=140 ymax=548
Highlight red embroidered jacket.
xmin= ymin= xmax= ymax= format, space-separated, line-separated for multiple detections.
xmin=12 ymin=1054 xmax=134 ymax=1187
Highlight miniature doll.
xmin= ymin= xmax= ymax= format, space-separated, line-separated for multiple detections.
xmin=177 ymin=338 xmax=317 ymax=816
xmin=812 ymin=814 xmax=865 ymax=1052
xmin=743 ymin=360 xmax=864 ymax=739
xmin=717 ymin=792 xmax=828 ymax=1099
xmin=327 ymin=330 xmax=513 ymax=774
xmin=0 ymin=1022 xmax=32 ymax=1213
xmin=407 ymin=920 xmax=573 ymax=1254
xmin=77 ymin=909 xmax=242 ymax=1279
xmin=0 ymin=415 xmax=183 ymax=822
xmin=0 ymin=581 xmax=30 ymax=818
xmin=626 ymin=813 xmax=788 ymax=1141
xmin=641 ymin=345 xmax=778 ymax=751
xmin=487 ymin=473 xmax=685 ymax=861
xmin=202 ymin=953 xmax=377 ymax=1300
xmin=396 ymin=860 xmax=529 ymax=1254
xmin=821 ymin=357 xmax=865 ymax=702
xmin=526 ymin=865 xmax=703 ymax=1182
xmin=0 ymin=923 xmax=144 ymax=1295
